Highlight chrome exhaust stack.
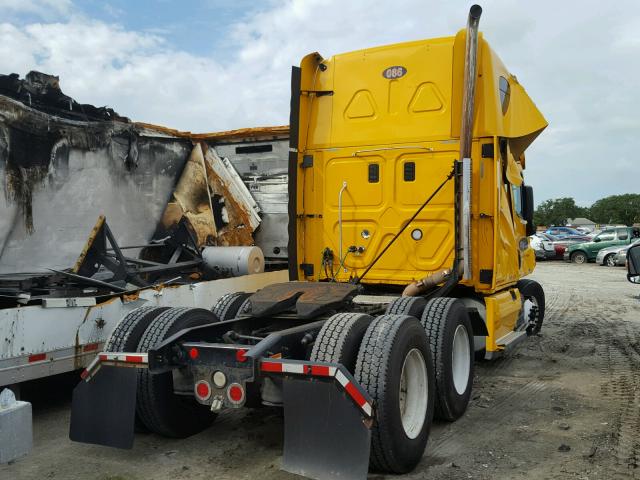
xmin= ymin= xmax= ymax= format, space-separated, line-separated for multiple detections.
xmin=458 ymin=4 xmax=482 ymax=281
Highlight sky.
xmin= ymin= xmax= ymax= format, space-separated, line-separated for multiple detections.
xmin=0 ymin=0 xmax=638 ymax=207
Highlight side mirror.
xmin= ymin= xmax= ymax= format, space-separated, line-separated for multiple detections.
xmin=628 ymin=244 xmax=640 ymax=284
xmin=593 ymin=237 xmax=601 ymax=242
xmin=522 ymin=185 xmax=535 ymax=236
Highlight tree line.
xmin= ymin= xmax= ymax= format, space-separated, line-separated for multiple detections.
xmin=534 ymin=194 xmax=640 ymax=227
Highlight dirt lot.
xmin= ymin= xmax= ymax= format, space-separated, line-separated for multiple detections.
xmin=2 ymin=262 xmax=640 ymax=480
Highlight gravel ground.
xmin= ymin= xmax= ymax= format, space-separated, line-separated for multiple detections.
xmin=2 ymin=262 xmax=639 ymax=480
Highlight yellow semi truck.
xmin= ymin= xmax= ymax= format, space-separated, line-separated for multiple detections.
xmin=70 ymin=5 xmax=547 ymax=480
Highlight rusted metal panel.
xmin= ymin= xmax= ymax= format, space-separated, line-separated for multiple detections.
xmin=135 ymin=123 xmax=289 ymax=142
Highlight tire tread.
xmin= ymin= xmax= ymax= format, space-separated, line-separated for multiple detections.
xmin=355 ymin=314 xmax=408 ymax=472
xmin=310 ymin=312 xmax=372 ymax=369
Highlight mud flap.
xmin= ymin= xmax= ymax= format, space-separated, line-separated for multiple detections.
xmin=282 ymin=377 xmax=371 ymax=480
xmin=69 ymin=366 xmax=137 ymax=449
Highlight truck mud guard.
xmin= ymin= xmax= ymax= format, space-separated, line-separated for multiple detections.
xmin=261 ymin=359 xmax=374 ymax=480
xmin=69 ymin=353 xmax=148 ymax=449
xmin=70 ymin=353 xmax=375 ymax=480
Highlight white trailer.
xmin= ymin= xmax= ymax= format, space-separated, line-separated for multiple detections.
xmin=0 ymin=270 xmax=287 ymax=387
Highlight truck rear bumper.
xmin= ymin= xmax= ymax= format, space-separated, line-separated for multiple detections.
xmin=70 ymin=353 xmax=374 ymax=480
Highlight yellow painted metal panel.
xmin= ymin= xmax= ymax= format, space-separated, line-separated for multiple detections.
xmin=295 ymin=29 xmax=546 ymax=290
xmin=484 ymin=289 xmax=521 ymax=353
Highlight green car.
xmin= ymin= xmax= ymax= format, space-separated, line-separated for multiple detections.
xmin=565 ymin=227 xmax=640 ymax=264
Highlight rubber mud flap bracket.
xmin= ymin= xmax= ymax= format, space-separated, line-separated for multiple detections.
xmin=69 ymin=366 xmax=137 ymax=449
xmin=282 ymin=377 xmax=371 ymax=480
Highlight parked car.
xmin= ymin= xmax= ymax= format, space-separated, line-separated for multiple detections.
xmin=613 ymin=239 xmax=640 ymax=267
xmin=596 ymin=243 xmax=630 ymax=266
xmin=530 ymin=233 xmax=556 ymax=260
xmin=545 ymin=226 xmax=584 ymax=238
xmin=550 ymin=234 xmax=591 ymax=259
xmin=564 ymin=227 xmax=640 ymax=263
xmin=575 ymin=226 xmax=593 ymax=235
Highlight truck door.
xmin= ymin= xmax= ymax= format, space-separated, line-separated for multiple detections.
xmin=616 ymin=227 xmax=630 ymax=246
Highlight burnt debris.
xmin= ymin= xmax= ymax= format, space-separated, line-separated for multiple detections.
xmin=0 ymin=71 xmax=128 ymax=122
xmin=0 ymin=70 xmax=289 ymax=309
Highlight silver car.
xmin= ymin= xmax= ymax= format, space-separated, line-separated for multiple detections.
xmin=613 ymin=240 xmax=640 ymax=266
xmin=597 ymin=244 xmax=628 ymax=266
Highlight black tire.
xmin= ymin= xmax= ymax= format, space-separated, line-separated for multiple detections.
xmin=604 ymin=254 xmax=616 ymax=267
xmin=571 ymin=251 xmax=587 ymax=264
xmin=212 ymin=292 xmax=252 ymax=321
xmin=310 ymin=312 xmax=373 ymax=373
xmin=421 ymin=297 xmax=474 ymax=422
xmin=105 ymin=306 xmax=170 ymax=433
xmin=516 ymin=279 xmax=545 ymax=335
xmin=355 ymin=314 xmax=435 ymax=474
xmin=385 ymin=296 xmax=427 ymax=318
xmin=136 ymin=307 xmax=220 ymax=438
xmin=105 ymin=306 xmax=170 ymax=352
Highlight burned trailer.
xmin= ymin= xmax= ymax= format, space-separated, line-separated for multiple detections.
xmin=142 ymin=123 xmax=291 ymax=269
xmin=0 ymin=72 xmax=291 ymax=388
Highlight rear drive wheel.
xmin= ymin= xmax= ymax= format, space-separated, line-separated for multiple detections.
xmin=105 ymin=306 xmax=170 ymax=432
xmin=605 ymin=254 xmax=616 ymax=267
xmin=136 ymin=307 xmax=220 ymax=438
xmin=385 ymin=296 xmax=427 ymax=318
xmin=421 ymin=298 xmax=474 ymax=422
xmin=571 ymin=251 xmax=587 ymax=264
xmin=355 ymin=314 xmax=435 ymax=473
xmin=516 ymin=279 xmax=545 ymax=335
xmin=105 ymin=306 xmax=170 ymax=352
xmin=212 ymin=292 xmax=252 ymax=320
xmin=310 ymin=312 xmax=373 ymax=373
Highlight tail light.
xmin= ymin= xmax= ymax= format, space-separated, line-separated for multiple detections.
xmin=195 ymin=380 xmax=212 ymax=401
xmin=227 ymin=383 xmax=245 ymax=404
xmin=235 ymin=348 xmax=248 ymax=363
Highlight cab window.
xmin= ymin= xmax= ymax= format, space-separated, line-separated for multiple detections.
xmin=512 ymin=184 xmax=523 ymax=218
xmin=616 ymin=228 xmax=628 ymax=240
xmin=596 ymin=230 xmax=615 ymax=241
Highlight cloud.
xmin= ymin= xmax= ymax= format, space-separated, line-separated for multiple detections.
xmin=0 ymin=0 xmax=638 ymax=205
xmin=0 ymin=0 xmax=72 ymax=18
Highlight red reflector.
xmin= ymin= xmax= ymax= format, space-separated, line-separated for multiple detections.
xmin=125 ymin=355 xmax=144 ymax=363
xmin=189 ymin=347 xmax=199 ymax=360
xmin=28 ymin=353 xmax=46 ymax=363
xmin=80 ymin=369 xmax=89 ymax=380
xmin=228 ymin=383 xmax=244 ymax=403
xmin=260 ymin=362 xmax=283 ymax=373
xmin=99 ymin=354 xmax=108 ymax=361
xmin=83 ymin=343 xmax=99 ymax=352
xmin=195 ymin=381 xmax=211 ymax=400
xmin=310 ymin=365 xmax=331 ymax=376
xmin=344 ymin=381 xmax=367 ymax=408
xmin=236 ymin=349 xmax=248 ymax=363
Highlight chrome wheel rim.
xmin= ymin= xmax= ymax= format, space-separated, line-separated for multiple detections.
xmin=452 ymin=325 xmax=471 ymax=395
xmin=399 ymin=348 xmax=428 ymax=439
